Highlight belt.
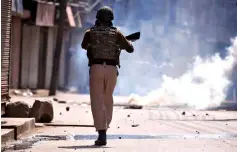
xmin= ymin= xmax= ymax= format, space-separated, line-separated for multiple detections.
xmin=90 ymin=59 xmax=117 ymax=66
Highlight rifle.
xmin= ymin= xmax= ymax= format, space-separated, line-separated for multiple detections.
xmin=125 ymin=32 xmax=140 ymax=42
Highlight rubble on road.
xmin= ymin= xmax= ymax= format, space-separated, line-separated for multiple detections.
xmin=29 ymin=100 xmax=54 ymax=123
xmin=66 ymin=106 xmax=70 ymax=111
xmin=182 ymin=111 xmax=186 ymax=115
xmin=13 ymin=89 xmax=36 ymax=96
xmin=52 ymin=98 xmax=67 ymax=104
xmin=124 ymin=104 xmax=143 ymax=109
xmin=132 ymin=124 xmax=139 ymax=127
xmin=58 ymin=101 xmax=67 ymax=104
xmin=53 ymin=98 xmax=58 ymax=101
xmin=35 ymin=123 xmax=44 ymax=128
xmin=6 ymin=101 xmax=30 ymax=118
xmin=13 ymin=90 xmax=21 ymax=96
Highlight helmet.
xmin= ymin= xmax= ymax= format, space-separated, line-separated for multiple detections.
xmin=96 ymin=6 xmax=114 ymax=22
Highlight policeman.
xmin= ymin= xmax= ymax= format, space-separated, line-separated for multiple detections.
xmin=81 ymin=6 xmax=134 ymax=146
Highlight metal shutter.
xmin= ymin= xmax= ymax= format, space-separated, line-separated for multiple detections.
xmin=1 ymin=0 xmax=12 ymax=111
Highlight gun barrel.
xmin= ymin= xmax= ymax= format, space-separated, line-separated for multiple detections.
xmin=125 ymin=32 xmax=140 ymax=41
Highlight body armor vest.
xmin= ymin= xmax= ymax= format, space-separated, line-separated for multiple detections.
xmin=90 ymin=26 xmax=120 ymax=65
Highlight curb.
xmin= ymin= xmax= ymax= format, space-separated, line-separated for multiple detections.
xmin=1 ymin=129 xmax=14 ymax=143
xmin=1 ymin=118 xmax=35 ymax=140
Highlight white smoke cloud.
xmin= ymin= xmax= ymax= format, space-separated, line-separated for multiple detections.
xmin=128 ymin=37 xmax=237 ymax=109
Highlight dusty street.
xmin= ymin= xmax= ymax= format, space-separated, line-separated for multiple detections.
xmin=2 ymin=99 xmax=237 ymax=152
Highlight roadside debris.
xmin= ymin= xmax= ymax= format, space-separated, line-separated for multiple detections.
xmin=6 ymin=101 xmax=30 ymax=118
xmin=124 ymin=104 xmax=143 ymax=109
xmin=132 ymin=124 xmax=139 ymax=127
xmin=193 ymin=114 xmax=196 ymax=117
xmin=30 ymin=100 xmax=54 ymax=123
xmin=196 ymin=131 xmax=200 ymax=134
xmin=53 ymin=98 xmax=67 ymax=104
xmin=13 ymin=90 xmax=21 ymax=96
xmin=13 ymin=89 xmax=35 ymax=96
xmin=206 ymin=113 xmax=209 ymax=116
xmin=58 ymin=101 xmax=67 ymax=104
xmin=53 ymin=98 xmax=58 ymax=101
xmin=182 ymin=111 xmax=186 ymax=115
xmin=35 ymin=123 xmax=44 ymax=128
xmin=66 ymin=106 xmax=70 ymax=111
xmin=119 ymin=137 xmax=122 ymax=139
xmin=127 ymin=114 xmax=130 ymax=117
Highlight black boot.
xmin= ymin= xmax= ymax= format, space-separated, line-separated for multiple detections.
xmin=95 ymin=130 xmax=107 ymax=146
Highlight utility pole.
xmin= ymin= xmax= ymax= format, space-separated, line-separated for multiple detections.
xmin=49 ymin=0 xmax=67 ymax=96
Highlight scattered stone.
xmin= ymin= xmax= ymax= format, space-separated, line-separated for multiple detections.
xmin=6 ymin=101 xmax=30 ymax=117
xmin=132 ymin=124 xmax=139 ymax=127
xmin=119 ymin=137 xmax=121 ymax=139
xmin=182 ymin=111 xmax=186 ymax=115
xmin=196 ymin=131 xmax=200 ymax=134
xmin=22 ymin=92 xmax=28 ymax=96
xmin=206 ymin=113 xmax=209 ymax=116
xmin=117 ymin=126 xmax=120 ymax=129
xmin=13 ymin=90 xmax=22 ymax=96
xmin=35 ymin=123 xmax=44 ymax=127
xmin=29 ymin=100 xmax=54 ymax=123
xmin=127 ymin=114 xmax=130 ymax=117
xmin=124 ymin=105 xmax=143 ymax=109
xmin=31 ymin=89 xmax=38 ymax=94
xmin=66 ymin=106 xmax=70 ymax=111
xmin=58 ymin=101 xmax=67 ymax=104
xmin=193 ymin=114 xmax=196 ymax=117
xmin=86 ymin=111 xmax=88 ymax=113
xmin=53 ymin=98 xmax=58 ymax=101
xmin=25 ymin=89 xmax=33 ymax=96
xmin=59 ymin=112 xmax=62 ymax=115
xmin=226 ymin=124 xmax=228 ymax=126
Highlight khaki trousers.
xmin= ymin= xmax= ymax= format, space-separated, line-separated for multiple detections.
xmin=89 ymin=64 xmax=117 ymax=131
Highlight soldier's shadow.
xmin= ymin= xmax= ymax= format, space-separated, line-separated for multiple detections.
xmin=58 ymin=145 xmax=112 ymax=149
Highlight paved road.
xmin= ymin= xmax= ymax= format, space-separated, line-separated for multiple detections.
xmin=2 ymin=104 xmax=237 ymax=152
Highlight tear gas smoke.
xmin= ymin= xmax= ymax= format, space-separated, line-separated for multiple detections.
xmin=128 ymin=37 xmax=237 ymax=109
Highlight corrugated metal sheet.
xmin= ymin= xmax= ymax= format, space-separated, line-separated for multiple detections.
xmin=1 ymin=0 xmax=12 ymax=103
xmin=45 ymin=27 xmax=56 ymax=88
xmin=19 ymin=25 xmax=66 ymax=89
xmin=66 ymin=6 xmax=76 ymax=27
xmin=10 ymin=16 xmax=22 ymax=88
xmin=21 ymin=24 xmax=40 ymax=89
xmin=45 ymin=27 xmax=66 ymax=89
xmin=36 ymin=3 xmax=55 ymax=26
